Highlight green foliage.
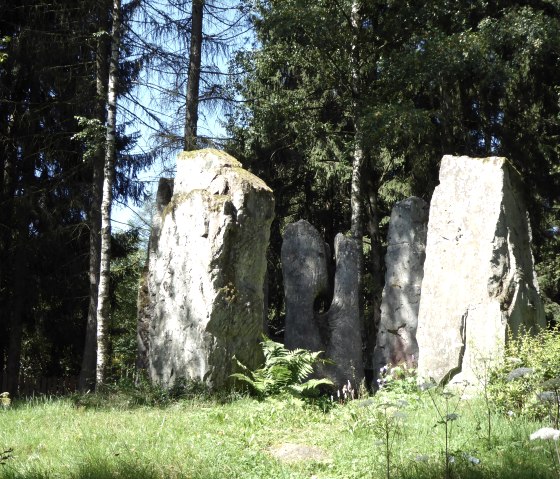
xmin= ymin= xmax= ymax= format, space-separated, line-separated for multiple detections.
xmin=72 ymin=116 xmax=105 ymax=163
xmin=231 ymin=337 xmax=333 ymax=399
xmin=3 ymin=390 xmax=560 ymax=478
xmin=0 ymin=36 xmax=9 ymax=63
xmin=377 ymin=363 xmax=419 ymax=396
xmin=489 ymin=326 xmax=560 ymax=421
xmin=350 ymin=398 xmax=408 ymax=479
xmin=69 ymin=375 xmax=214 ymax=410
xmin=107 ymin=228 xmax=146 ymax=381
xmin=0 ymin=392 xmax=10 ymax=409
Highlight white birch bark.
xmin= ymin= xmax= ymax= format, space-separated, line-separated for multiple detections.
xmin=79 ymin=11 xmax=108 ymax=391
xmin=350 ymin=0 xmax=363 ymax=240
xmin=96 ymin=0 xmax=122 ymax=387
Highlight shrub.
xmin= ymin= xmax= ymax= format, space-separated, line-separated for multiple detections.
xmin=377 ymin=363 xmax=419 ymax=395
xmin=489 ymin=325 xmax=560 ymax=421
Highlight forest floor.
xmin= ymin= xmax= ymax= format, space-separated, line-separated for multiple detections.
xmin=0 ymin=386 xmax=558 ymax=479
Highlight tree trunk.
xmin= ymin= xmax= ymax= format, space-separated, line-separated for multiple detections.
xmin=6 ymin=232 xmax=27 ymax=396
xmin=96 ymin=0 xmax=122 ymax=387
xmin=349 ymin=0 xmax=367 ymax=369
xmin=79 ymin=7 xmax=110 ymax=391
xmin=0 ymin=108 xmax=15 ymax=378
xmin=350 ymin=0 xmax=363 ymax=242
xmin=184 ymin=0 xmax=204 ymax=151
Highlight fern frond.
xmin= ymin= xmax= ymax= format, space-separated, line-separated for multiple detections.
xmin=289 ymin=378 xmax=334 ymax=397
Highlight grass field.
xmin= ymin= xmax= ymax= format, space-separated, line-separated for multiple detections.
xmin=0 ymin=385 xmax=558 ymax=479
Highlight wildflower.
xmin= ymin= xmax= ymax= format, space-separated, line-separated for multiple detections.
xmin=530 ymin=427 xmax=560 ymax=441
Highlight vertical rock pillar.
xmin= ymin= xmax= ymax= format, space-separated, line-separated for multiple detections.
xmin=325 ymin=234 xmax=364 ymax=387
xmin=142 ymin=149 xmax=275 ymax=389
xmin=416 ymin=156 xmax=545 ymax=387
xmin=373 ymin=197 xmax=428 ymax=376
xmin=282 ymin=223 xmax=364 ymax=388
xmin=282 ymin=220 xmax=330 ymax=354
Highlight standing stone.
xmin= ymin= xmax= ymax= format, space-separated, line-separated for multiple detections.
xmin=282 ymin=220 xmax=330 ymax=354
xmin=416 ymin=156 xmax=545 ymax=386
xmin=282 ymin=222 xmax=364 ymax=387
xmin=144 ymin=149 xmax=275 ymax=389
xmin=373 ymin=197 xmax=428 ymax=376
xmin=137 ymin=177 xmax=174 ymax=372
xmin=325 ymin=234 xmax=364 ymax=387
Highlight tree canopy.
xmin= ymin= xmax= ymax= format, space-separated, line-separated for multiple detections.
xmin=1 ymin=0 xmax=558 ymax=393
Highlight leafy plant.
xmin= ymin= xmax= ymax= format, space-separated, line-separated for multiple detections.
xmin=372 ymin=401 xmax=407 ymax=479
xmin=529 ymin=427 xmax=560 ymax=478
xmin=424 ymin=383 xmax=468 ymax=479
xmin=489 ymin=325 xmax=560 ymax=420
xmin=231 ymin=337 xmax=333 ymax=399
xmin=1 ymin=392 xmax=10 ymax=409
xmin=377 ymin=363 xmax=419 ymax=395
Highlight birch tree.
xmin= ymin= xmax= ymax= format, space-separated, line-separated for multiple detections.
xmin=96 ymin=0 xmax=123 ymax=386
xmin=79 ymin=2 xmax=110 ymax=392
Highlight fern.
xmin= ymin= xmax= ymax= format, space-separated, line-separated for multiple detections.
xmin=232 ymin=337 xmax=333 ymax=398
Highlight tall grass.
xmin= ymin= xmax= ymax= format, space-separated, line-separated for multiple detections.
xmin=0 ymin=388 xmax=557 ymax=479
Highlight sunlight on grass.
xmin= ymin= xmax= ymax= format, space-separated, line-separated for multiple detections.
xmin=0 ymin=392 xmax=558 ymax=478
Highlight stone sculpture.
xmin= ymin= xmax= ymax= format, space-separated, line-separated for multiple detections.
xmin=416 ymin=155 xmax=545 ymax=386
xmin=281 ymin=221 xmax=364 ymax=387
xmin=282 ymin=220 xmax=330 ymax=354
xmin=325 ymin=233 xmax=364 ymax=386
xmin=373 ymin=197 xmax=429 ymax=377
xmin=140 ymin=149 xmax=274 ymax=389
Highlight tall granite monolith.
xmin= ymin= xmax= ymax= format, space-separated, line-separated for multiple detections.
xmin=416 ymin=156 xmax=545 ymax=387
xmin=142 ymin=149 xmax=275 ymax=389
xmin=282 ymin=222 xmax=364 ymax=388
xmin=373 ymin=197 xmax=429 ymax=376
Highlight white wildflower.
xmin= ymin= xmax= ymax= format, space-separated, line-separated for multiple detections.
xmin=530 ymin=427 xmax=560 ymax=441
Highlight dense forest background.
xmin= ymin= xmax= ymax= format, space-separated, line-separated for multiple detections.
xmin=1 ymin=0 xmax=559 ymax=395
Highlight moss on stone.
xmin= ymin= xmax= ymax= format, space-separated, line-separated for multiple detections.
xmin=230 ymin=166 xmax=272 ymax=191
xmin=177 ymin=148 xmax=242 ymax=167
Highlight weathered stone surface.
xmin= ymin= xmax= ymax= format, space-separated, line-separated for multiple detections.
xmin=282 ymin=222 xmax=363 ymax=387
xmin=136 ymin=177 xmax=174 ymax=372
xmin=325 ymin=234 xmax=364 ymax=387
xmin=373 ymin=197 xmax=428 ymax=375
xmin=144 ymin=149 xmax=274 ymax=389
xmin=282 ymin=220 xmax=330 ymax=354
xmin=416 ymin=155 xmax=545 ymax=386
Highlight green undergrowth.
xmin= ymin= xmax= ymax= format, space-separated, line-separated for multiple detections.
xmin=0 ymin=388 xmax=557 ymax=479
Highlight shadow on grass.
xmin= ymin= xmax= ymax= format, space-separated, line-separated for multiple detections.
xmin=2 ymin=459 xmax=162 ymax=479
xmin=400 ymin=451 xmax=559 ymax=479
xmin=2 ymin=449 xmax=559 ymax=479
